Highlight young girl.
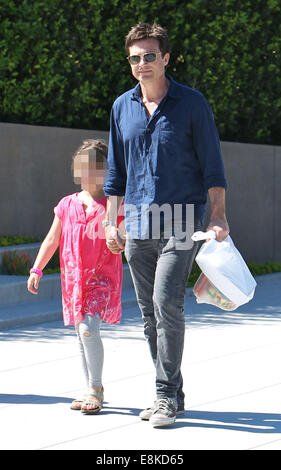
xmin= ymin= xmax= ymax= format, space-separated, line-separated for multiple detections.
xmin=27 ymin=139 xmax=125 ymax=414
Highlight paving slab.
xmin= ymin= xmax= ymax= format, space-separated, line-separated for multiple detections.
xmin=0 ymin=274 xmax=280 ymax=451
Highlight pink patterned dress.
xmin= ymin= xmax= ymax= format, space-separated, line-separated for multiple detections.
xmin=54 ymin=193 xmax=123 ymax=326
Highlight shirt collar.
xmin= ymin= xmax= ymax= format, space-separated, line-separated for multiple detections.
xmin=130 ymin=75 xmax=181 ymax=101
xmin=131 ymin=82 xmax=142 ymax=100
xmin=166 ymin=75 xmax=182 ymax=100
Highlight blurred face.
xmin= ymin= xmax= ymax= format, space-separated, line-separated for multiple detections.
xmin=128 ymin=38 xmax=169 ymax=84
xmin=73 ymin=150 xmax=106 ymax=192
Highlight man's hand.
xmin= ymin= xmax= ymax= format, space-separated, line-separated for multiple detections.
xmin=206 ymin=216 xmax=229 ymax=242
xmin=105 ymin=225 xmax=125 ymax=254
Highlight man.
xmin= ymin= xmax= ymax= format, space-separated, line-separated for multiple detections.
xmin=103 ymin=22 xmax=229 ymax=427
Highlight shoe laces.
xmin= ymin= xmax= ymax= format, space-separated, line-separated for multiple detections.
xmin=155 ymin=398 xmax=177 ymax=413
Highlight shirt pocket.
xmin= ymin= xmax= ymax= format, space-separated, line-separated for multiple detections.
xmin=159 ymin=118 xmax=188 ymax=146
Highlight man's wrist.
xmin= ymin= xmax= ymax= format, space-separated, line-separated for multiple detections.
xmin=102 ymin=219 xmax=116 ymax=228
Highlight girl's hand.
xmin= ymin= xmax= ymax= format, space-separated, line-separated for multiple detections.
xmin=107 ymin=232 xmax=125 ymax=253
xmin=27 ymin=273 xmax=41 ymax=295
xmin=105 ymin=225 xmax=125 ymax=254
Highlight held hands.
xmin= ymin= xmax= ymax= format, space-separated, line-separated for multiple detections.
xmin=27 ymin=273 xmax=41 ymax=295
xmin=105 ymin=225 xmax=125 ymax=254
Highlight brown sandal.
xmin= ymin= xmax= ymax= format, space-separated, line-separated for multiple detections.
xmin=81 ymin=387 xmax=104 ymax=415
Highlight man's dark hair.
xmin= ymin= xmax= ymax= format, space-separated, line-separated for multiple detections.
xmin=125 ymin=22 xmax=170 ymax=56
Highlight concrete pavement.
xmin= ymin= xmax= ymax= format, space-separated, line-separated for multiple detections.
xmin=0 ymin=273 xmax=281 ymax=450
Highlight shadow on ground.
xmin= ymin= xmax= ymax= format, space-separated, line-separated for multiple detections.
xmin=172 ymin=410 xmax=281 ymax=434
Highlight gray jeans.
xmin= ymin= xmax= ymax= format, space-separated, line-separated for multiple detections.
xmin=125 ymin=224 xmax=201 ymax=404
xmin=75 ymin=314 xmax=104 ymax=388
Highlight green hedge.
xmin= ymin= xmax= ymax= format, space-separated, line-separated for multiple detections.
xmin=1 ymin=237 xmax=281 ymax=281
xmin=0 ymin=235 xmax=39 ymax=246
xmin=0 ymin=0 xmax=280 ymax=144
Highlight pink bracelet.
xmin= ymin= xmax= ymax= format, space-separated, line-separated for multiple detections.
xmin=30 ymin=268 xmax=43 ymax=278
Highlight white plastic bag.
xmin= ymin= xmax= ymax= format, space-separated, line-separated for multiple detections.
xmin=191 ymin=230 xmax=257 ymax=310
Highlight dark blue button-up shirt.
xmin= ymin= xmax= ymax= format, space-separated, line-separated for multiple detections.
xmin=104 ymin=76 xmax=227 ymax=238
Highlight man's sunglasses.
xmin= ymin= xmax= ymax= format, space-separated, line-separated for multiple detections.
xmin=127 ymin=52 xmax=162 ymax=65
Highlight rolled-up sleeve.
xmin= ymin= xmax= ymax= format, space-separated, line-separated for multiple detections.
xmin=192 ymin=94 xmax=227 ymax=191
xmin=103 ymin=106 xmax=127 ymax=196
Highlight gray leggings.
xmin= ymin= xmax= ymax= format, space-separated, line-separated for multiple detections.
xmin=75 ymin=314 xmax=104 ymax=388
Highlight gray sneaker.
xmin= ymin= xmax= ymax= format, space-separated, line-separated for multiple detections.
xmin=149 ymin=398 xmax=178 ymax=427
xmin=139 ymin=400 xmax=185 ymax=421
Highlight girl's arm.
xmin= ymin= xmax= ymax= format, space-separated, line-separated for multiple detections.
xmin=27 ymin=215 xmax=62 ymax=294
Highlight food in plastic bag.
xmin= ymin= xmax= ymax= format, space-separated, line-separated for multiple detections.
xmin=193 ymin=273 xmax=237 ymax=311
xmin=191 ymin=230 xmax=257 ymax=310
